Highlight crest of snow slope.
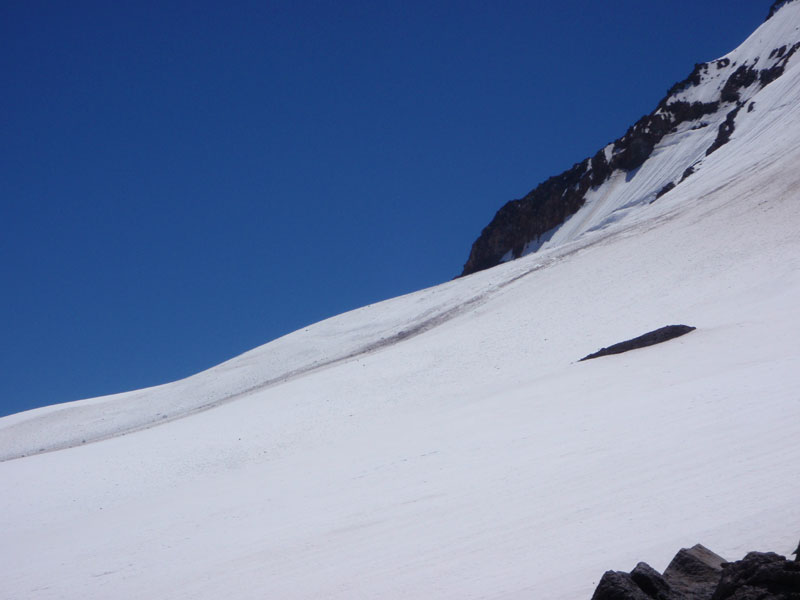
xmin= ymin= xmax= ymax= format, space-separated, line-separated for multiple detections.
xmin=509 ymin=1 xmax=800 ymax=259
xmin=2 ymin=11 xmax=800 ymax=600
xmin=0 ymin=265 xmax=511 ymax=461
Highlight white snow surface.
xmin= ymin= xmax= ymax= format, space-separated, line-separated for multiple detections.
xmin=2 ymin=8 xmax=800 ymax=600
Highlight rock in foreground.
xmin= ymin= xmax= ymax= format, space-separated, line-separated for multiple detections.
xmin=591 ymin=542 xmax=800 ymax=600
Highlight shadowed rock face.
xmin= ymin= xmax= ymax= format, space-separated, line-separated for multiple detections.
xmin=761 ymin=41 xmax=800 ymax=85
xmin=590 ymin=542 xmax=800 ymax=600
xmin=579 ymin=325 xmax=695 ymax=362
xmin=720 ymin=66 xmax=759 ymax=103
xmin=707 ymin=106 xmax=743 ymax=156
xmin=460 ymin=3 xmax=800 ymax=277
xmin=591 ymin=570 xmax=654 ymax=600
xmin=654 ymin=182 xmax=676 ymax=201
xmin=460 ymin=158 xmax=593 ymax=275
xmin=630 ymin=562 xmax=674 ymax=600
xmin=663 ymin=544 xmax=726 ymax=598
xmin=712 ymin=552 xmax=800 ymax=600
xmin=459 ymin=93 xmax=719 ymax=276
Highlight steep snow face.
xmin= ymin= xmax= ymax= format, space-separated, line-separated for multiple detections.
xmin=462 ymin=2 xmax=800 ymax=274
xmin=2 ymin=8 xmax=800 ymax=600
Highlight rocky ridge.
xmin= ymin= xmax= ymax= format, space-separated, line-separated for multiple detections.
xmin=461 ymin=1 xmax=800 ymax=276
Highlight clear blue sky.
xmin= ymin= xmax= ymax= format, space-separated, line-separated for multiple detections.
xmin=1 ymin=1 xmax=770 ymax=416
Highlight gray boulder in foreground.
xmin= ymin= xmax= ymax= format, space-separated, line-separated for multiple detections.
xmin=663 ymin=544 xmax=726 ymax=598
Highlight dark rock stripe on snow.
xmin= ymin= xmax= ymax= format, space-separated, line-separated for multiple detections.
xmin=579 ymin=325 xmax=695 ymax=362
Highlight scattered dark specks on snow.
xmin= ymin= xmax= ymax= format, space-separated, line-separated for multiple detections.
xmin=579 ymin=325 xmax=696 ymax=361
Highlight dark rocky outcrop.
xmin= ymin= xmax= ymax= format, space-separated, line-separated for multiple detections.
xmin=665 ymin=63 xmax=706 ymax=98
xmin=712 ymin=552 xmax=800 ymax=600
xmin=590 ymin=541 xmax=800 ymax=600
xmin=579 ymin=325 xmax=695 ymax=362
xmin=680 ymin=163 xmax=698 ymax=182
xmin=592 ymin=570 xmax=654 ymax=600
xmin=760 ymin=42 xmax=800 ymax=85
xmin=704 ymin=45 xmax=800 ymax=157
xmin=460 ymin=3 xmax=800 ymax=277
xmin=706 ymin=106 xmax=742 ymax=156
xmin=591 ymin=545 xmax=723 ymax=600
xmin=769 ymin=45 xmax=788 ymax=59
xmin=663 ymin=544 xmax=726 ymax=598
xmin=459 ymin=96 xmax=720 ymax=276
xmin=461 ymin=158 xmax=593 ymax=274
xmin=654 ymin=182 xmax=676 ymax=201
xmin=631 ymin=562 xmax=675 ymax=600
xmin=720 ymin=66 xmax=759 ymax=103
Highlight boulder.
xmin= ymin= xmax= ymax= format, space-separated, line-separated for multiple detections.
xmin=662 ymin=544 xmax=725 ymax=599
xmin=711 ymin=551 xmax=800 ymax=600
xmin=591 ymin=570 xmax=654 ymax=600
xmin=630 ymin=562 xmax=675 ymax=600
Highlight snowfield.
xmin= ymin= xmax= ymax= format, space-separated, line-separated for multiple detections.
xmin=2 ymin=6 xmax=800 ymax=600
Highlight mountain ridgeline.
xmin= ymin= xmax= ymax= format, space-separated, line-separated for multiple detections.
xmin=461 ymin=0 xmax=800 ymax=276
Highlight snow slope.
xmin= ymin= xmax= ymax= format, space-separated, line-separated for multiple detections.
xmin=2 ymin=7 xmax=800 ymax=600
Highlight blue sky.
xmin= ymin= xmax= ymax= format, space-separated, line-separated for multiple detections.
xmin=1 ymin=1 xmax=770 ymax=416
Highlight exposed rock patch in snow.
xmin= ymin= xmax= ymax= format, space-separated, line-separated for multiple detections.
xmin=578 ymin=325 xmax=695 ymax=362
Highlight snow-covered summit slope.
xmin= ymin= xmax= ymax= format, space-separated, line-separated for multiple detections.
xmin=2 ymin=6 xmax=800 ymax=600
xmin=462 ymin=1 xmax=800 ymax=274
